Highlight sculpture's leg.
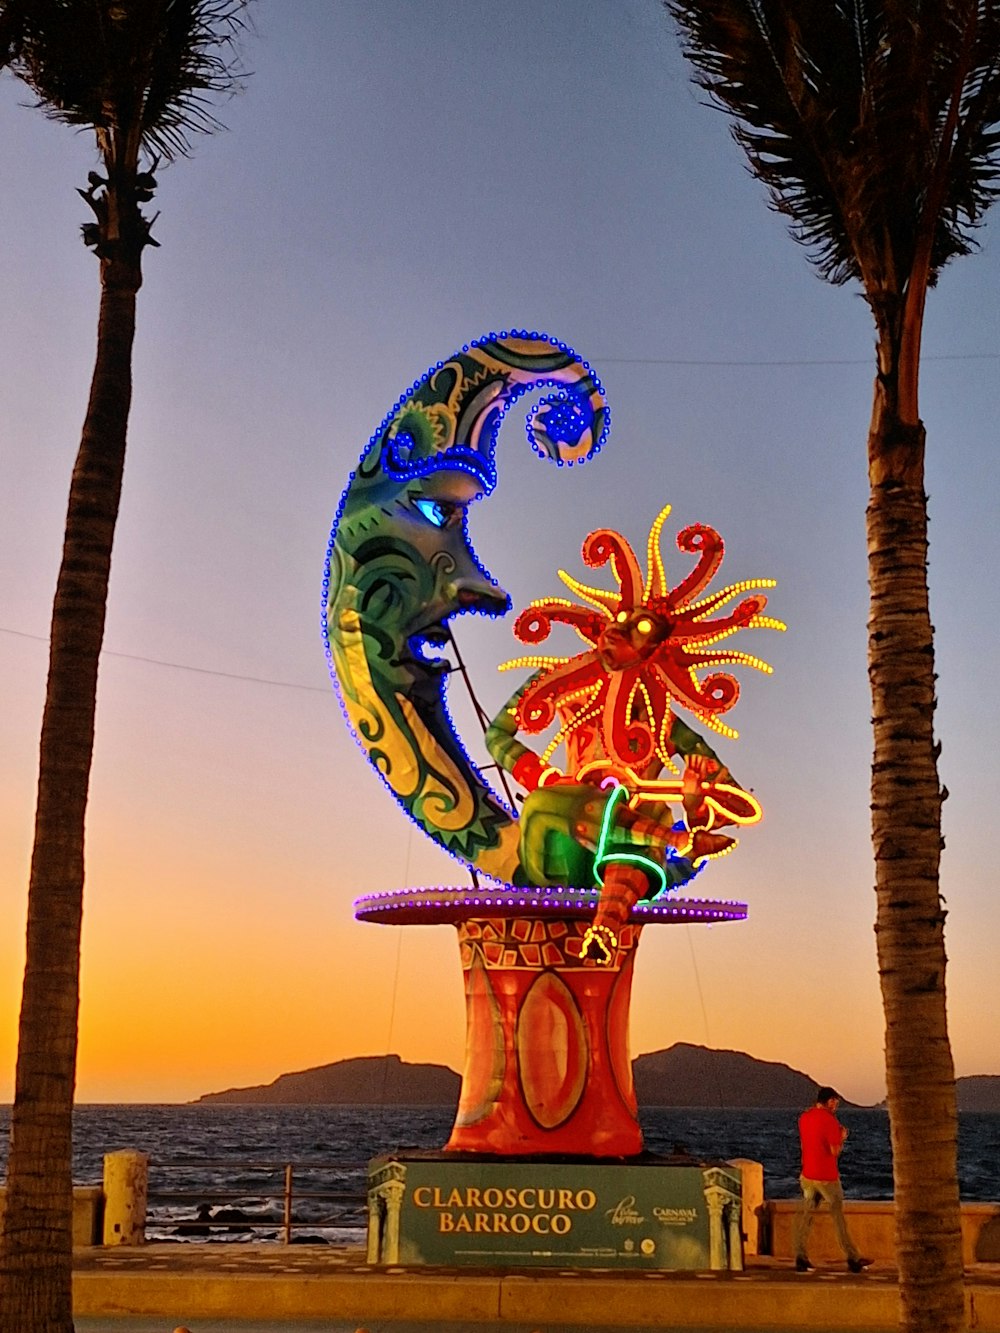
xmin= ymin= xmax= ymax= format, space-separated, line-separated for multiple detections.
xmin=582 ymin=862 xmax=649 ymax=964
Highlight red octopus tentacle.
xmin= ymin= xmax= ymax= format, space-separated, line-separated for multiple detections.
xmin=652 ymin=659 xmax=741 ymax=719
xmin=681 ymin=589 xmax=770 ymax=627
xmin=667 ymin=595 xmax=770 ymax=645
xmin=515 ymin=601 xmax=605 ymax=645
xmin=516 ymin=656 xmax=605 ymax=733
xmin=602 ymin=669 xmax=656 ymax=768
xmin=667 ymin=523 xmax=725 ymax=607
xmin=582 ymin=528 xmax=644 ymax=609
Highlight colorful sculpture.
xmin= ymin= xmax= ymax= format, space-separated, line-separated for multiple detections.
xmin=487 ymin=504 xmax=783 ymax=961
xmin=324 ymin=331 xmax=782 ymax=1156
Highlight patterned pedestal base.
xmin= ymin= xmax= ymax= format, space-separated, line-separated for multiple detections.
xmin=354 ymin=885 xmax=747 ymax=1158
xmin=448 ymin=914 xmax=642 ymax=1155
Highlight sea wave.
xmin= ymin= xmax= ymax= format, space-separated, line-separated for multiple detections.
xmin=2 ymin=1103 xmax=997 ymax=1243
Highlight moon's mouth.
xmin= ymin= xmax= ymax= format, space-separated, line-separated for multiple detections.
xmin=400 ymin=584 xmax=510 ymax=678
xmin=408 ymin=622 xmax=452 ymax=673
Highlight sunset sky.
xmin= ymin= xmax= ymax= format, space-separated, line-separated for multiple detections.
xmin=1 ymin=0 xmax=998 ymax=1108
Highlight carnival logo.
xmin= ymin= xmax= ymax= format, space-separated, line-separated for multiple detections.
xmin=653 ymin=1205 xmax=698 ymax=1227
xmin=606 ymin=1195 xmax=645 ymax=1225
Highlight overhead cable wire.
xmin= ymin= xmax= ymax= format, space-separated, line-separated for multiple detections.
xmin=0 ymin=625 xmax=329 ymax=693
xmin=595 ymin=351 xmax=1000 ymax=367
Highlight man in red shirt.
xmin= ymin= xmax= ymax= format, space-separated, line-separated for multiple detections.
xmin=794 ymin=1086 xmax=872 ymax=1272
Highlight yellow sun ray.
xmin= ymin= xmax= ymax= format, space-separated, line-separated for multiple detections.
xmin=685 ymin=578 xmax=777 ymax=618
xmin=557 ymin=569 xmax=619 ymax=612
xmin=677 ymin=620 xmax=760 ymax=649
xmin=683 ymin=648 xmax=775 ymax=674
xmin=498 ymin=654 xmax=570 ymax=673
xmin=541 ymin=697 xmax=603 ymax=763
xmin=642 ymin=503 xmax=672 ymax=602
xmin=656 ymin=706 xmax=680 ymax=773
xmin=692 ymin=711 xmax=739 ymax=740
xmin=748 ymin=614 xmax=787 ymax=632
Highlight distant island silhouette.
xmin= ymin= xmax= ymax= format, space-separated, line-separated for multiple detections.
xmin=950 ymin=1075 xmax=1000 ymax=1112
xmin=193 ymin=1044 xmax=1000 ymax=1110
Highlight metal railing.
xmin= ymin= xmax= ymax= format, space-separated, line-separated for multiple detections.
xmin=147 ymin=1158 xmax=369 ymax=1245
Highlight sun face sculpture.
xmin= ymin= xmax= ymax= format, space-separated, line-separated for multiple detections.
xmin=500 ymin=504 xmax=785 ymax=781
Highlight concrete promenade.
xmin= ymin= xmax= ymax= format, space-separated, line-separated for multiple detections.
xmin=72 ymin=1243 xmax=1000 ymax=1329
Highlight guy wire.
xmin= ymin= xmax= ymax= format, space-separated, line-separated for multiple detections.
xmin=378 ymin=822 xmax=412 ymax=1115
xmin=444 ymin=625 xmax=520 ymax=892
xmin=685 ymin=924 xmax=726 ymax=1109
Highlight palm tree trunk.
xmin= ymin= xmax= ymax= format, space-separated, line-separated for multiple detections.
xmin=867 ymin=368 xmax=965 ymax=1333
xmin=0 ymin=256 xmax=138 ymax=1333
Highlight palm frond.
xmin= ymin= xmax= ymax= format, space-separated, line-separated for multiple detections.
xmin=667 ymin=0 xmax=1000 ymax=292
xmin=0 ymin=0 xmax=33 ymax=68
xmin=3 ymin=0 xmax=251 ymax=166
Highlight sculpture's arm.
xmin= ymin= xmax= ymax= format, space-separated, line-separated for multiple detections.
xmin=484 ymin=671 xmax=560 ymax=793
xmin=668 ymin=714 xmax=733 ymax=778
xmin=667 ymin=714 xmax=742 ymax=829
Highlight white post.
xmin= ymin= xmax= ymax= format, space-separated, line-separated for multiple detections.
xmin=729 ymin=1158 xmax=764 ymax=1256
xmin=102 ymin=1150 xmax=148 ymax=1246
xmin=367 ymin=1194 xmax=383 ymax=1264
xmin=381 ymin=1178 xmax=405 ymax=1265
xmin=705 ymin=1184 xmax=727 ymax=1269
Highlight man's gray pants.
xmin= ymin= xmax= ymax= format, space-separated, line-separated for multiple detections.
xmin=793 ymin=1176 xmax=861 ymax=1262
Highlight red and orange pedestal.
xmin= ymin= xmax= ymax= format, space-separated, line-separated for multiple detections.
xmin=449 ymin=913 xmax=642 ymax=1155
xmin=354 ymin=884 xmax=747 ymax=1158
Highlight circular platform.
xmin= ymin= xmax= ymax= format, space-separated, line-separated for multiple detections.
xmin=353 ymin=884 xmax=748 ymax=926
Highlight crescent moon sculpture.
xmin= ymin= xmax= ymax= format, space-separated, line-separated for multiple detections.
xmin=321 ymin=330 xmax=610 ymax=884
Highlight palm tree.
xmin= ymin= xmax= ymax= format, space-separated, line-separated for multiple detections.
xmin=666 ymin=3 xmax=1000 ymax=1330
xmin=0 ymin=4 xmax=249 ymax=1330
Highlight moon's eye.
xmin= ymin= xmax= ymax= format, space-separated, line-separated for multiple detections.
xmin=616 ymin=611 xmax=628 ymax=624
xmin=415 ymin=498 xmax=456 ymax=529
xmin=636 ymin=618 xmax=653 ymax=636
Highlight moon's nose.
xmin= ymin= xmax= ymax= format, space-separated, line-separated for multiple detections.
xmin=448 ymin=579 xmax=510 ymax=617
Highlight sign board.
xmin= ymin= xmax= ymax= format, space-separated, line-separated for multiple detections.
xmin=367 ymin=1156 xmax=742 ymax=1270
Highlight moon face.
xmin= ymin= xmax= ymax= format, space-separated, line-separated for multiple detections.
xmin=321 ymin=332 xmax=609 ymax=874
xmin=392 ymin=470 xmax=510 ymax=688
xmin=331 ymin=466 xmax=506 ymax=702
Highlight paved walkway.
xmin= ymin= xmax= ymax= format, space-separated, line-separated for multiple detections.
xmin=72 ymin=1244 xmax=1000 ymax=1329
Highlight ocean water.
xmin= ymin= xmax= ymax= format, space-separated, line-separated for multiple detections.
xmin=2 ymin=1103 xmax=999 ymax=1243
